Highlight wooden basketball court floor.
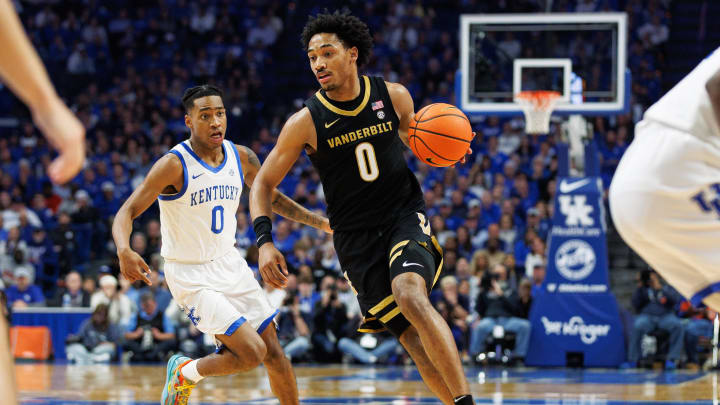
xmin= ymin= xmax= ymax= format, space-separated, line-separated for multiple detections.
xmin=16 ymin=363 xmax=720 ymax=404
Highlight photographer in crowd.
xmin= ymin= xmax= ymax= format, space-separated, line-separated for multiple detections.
xmin=469 ymin=264 xmax=530 ymax=364
xmin=66 ymin=303 xmax=121 ymax=363
xmin=624 ymin=270 xmax=684 ymax=369
xmin=122 ymin=292 xmax=176 ymax=362
xmin=277 ymin=291 xmax=313 ymax=362
xmin=311 ymin=275 xmax=348 ymax=363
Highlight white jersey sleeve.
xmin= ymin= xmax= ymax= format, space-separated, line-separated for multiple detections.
xmin=644 ymin=47 xmax=720 ymax=146
xmin=158 ymin=139 xmax=244 ymax=263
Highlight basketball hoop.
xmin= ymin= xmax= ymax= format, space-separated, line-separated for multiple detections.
xmin=514 ymin=90 xmax=562 ymax=134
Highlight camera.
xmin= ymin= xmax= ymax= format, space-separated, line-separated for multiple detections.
xmin=480 ymin=272 xmax=494 ymax=289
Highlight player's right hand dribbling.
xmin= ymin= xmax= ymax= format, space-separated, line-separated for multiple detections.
xmin=258 ymin=244 xmax=288 ymax=289
xmin=117 ymin=247 xmax=152 ymax=285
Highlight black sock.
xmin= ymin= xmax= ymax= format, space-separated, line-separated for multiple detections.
xmin=453 ymin=394 xmax=474 ymax=404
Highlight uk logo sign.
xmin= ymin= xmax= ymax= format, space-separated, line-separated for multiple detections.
xmin=558 ymin=195 xmax=594 ymax=227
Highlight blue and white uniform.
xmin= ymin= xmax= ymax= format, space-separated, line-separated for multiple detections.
xmin=610 ymin=48 xmax=720 ymax=306
xmin=159 ymin=139 xmax=277 ymax=337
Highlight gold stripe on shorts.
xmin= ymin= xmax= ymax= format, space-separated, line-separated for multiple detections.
xmin=380 ymin=307 xmax=402 ymax=323
xmin=369 ymin=295 xmax=395 ymax=315
xmin=389 ymin=240 xmax=409 ymax=258
xmin=432 ymin=257 xmax=444 ymax=287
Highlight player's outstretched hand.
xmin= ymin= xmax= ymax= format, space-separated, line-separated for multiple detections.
xmin=118 ymin=247 xmax=152 ymax=285
xmin=258 ymin=244 xmax=288 ymax=289
xmin=32 ymin=97 xmax=86 ymax=184
xmin=457 ymin=131 xmax=476 ymax=165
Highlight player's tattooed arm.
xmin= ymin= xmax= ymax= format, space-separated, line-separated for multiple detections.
xmin=706 ymin=68 xmax=720 ymax=129
xmin=236 ymin=144 xmax=330 ymax=232
xmin=270 ymin=190 xmax=328 ymax=230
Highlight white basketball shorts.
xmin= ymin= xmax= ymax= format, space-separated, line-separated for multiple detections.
xmin=163 ymin=248 xmax=278 ymax=337
xmin=609 ymin=119 xmax=720 ymax=306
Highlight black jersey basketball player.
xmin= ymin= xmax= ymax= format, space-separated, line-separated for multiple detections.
xmin=249 ymin=11 xmax=474 ymax=405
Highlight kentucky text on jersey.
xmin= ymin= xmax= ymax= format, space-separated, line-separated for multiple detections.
xmin=327 ymin=121 xmax=393 ymax=149
xmin=190 ymin=185 xmax=241 ymax=207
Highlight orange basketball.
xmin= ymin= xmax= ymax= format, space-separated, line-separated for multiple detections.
xmin=408 ymin=103 xmax=473 ymax=167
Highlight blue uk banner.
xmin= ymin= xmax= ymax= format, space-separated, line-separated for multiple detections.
xmin=525 ymin=175 xmax=626 ymax=367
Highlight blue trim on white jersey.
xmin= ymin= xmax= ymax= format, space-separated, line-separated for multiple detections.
xmin=158 ymin=150 xmax=188 ymax=201
xmin=690 ymin=281 xmax=720 ymax=307
xmin=257 ymin=309 xmax=279 ymax=335
xmin=180 ymin=140 xmax=228 ymax=173
xmin=224 ymin=316 xmax=247 ymax=336
xmin=230 ymin=142 xmax=245 ymax=186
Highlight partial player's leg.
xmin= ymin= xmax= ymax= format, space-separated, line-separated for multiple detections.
xmin=161 ymin=251 xmax=281 ymax=404
xmin=162 ymin=321 xmax=267 ymax=405
xmin=0 ymin=317 xmax=18 ymax=405
xmin=259 ymin=323 xmax=298 ymax=405
xmin=392 ymin=271 xmax=470 ymax=400
xmin=204 ymin=323 xmax=268 ymax=375
xmin=385 ymin=214 xmax=472 ymax=402
xmin=398 ymin=325 xmax=453 ymax=404
xmin=335 ymin=223 xmax=470 ymax=402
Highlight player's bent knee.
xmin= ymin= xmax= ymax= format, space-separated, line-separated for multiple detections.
xmin=263 ymin=340 xmax=288 ymax=368
xmin=393 ymin=282 xmax=432 ymax=319
xmin=243 ymin=341 xmax=267 ymax=370
xmin=229 ymin=338 xmax=267 ymax=371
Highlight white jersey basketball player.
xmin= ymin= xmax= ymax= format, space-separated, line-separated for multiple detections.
xmin=112 ymin=85 xmax=330 ymax=405
xmin=610 ymin=48 xmax=720 ymax=310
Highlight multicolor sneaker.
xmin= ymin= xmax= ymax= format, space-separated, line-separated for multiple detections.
xmin=161 ymin=354 xmax=197 ymax=405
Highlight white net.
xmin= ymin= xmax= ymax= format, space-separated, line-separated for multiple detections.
xmin=515 ymin=91 xmax=561 ymax=134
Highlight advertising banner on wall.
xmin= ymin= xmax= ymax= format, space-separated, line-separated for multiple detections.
xmin=525 ymin=176 xmax=626 ymax=367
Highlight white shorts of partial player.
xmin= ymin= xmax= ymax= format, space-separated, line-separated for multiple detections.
xmin=609 ymin=119 xmax=720 ymax=307
xmin=164 ymin=248 xmax=278 ymax=340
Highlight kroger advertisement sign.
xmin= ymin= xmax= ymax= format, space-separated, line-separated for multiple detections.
xmin=540 ymin=316 xmax=610 ymax=345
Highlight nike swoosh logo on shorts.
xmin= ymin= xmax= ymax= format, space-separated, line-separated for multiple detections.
xmin=325 ymin=118 xmax=340 ymax=128
xmin=403 ymin=261 xmax=423 ymax=268
xmin=192 ymin=173 xmax=204 ymax=179
xmin=559 ymin=178 xmax=591 ymax=193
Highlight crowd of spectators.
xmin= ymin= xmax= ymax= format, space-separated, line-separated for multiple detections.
xmin=0 ymin=0 xmax=679 ymax=366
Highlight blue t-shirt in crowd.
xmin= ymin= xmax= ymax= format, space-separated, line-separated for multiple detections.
xmin=5 ymin=284 xmax=45 ymax=306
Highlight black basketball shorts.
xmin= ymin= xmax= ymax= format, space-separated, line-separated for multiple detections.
xmin=332 ymin=211 xmax=443 ymax=337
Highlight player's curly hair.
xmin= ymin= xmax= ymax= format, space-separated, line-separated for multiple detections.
xmin=182 ymin=84 xmax=223 ymax=112
xmin=301 ymin=10 xmax=373 ymax=69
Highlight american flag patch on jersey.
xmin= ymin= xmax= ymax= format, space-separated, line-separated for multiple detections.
xmin=371 ymin=100 xmax=384 ymax=110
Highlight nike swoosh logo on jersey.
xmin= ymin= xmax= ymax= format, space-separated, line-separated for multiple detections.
xmin=325 ymin=118 xmax=340 ymax=128
xmin=402 ymin=261 xmax=423 ymax=268
xmin=192 ymin=173 xmax=204 ymax=179
xmin=559 ymin=178 xmax=591 ymax=193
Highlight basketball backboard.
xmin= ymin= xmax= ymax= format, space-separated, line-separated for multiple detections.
xmin=458 ymin=13 xmax=629 ymax=117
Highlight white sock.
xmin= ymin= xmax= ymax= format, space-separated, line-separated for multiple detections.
xmin=180 ymin=359 xmax=204 ymax=384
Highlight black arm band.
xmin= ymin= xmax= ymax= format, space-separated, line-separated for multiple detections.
xmin=253 ymin=216 xmax=273 ymax=248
